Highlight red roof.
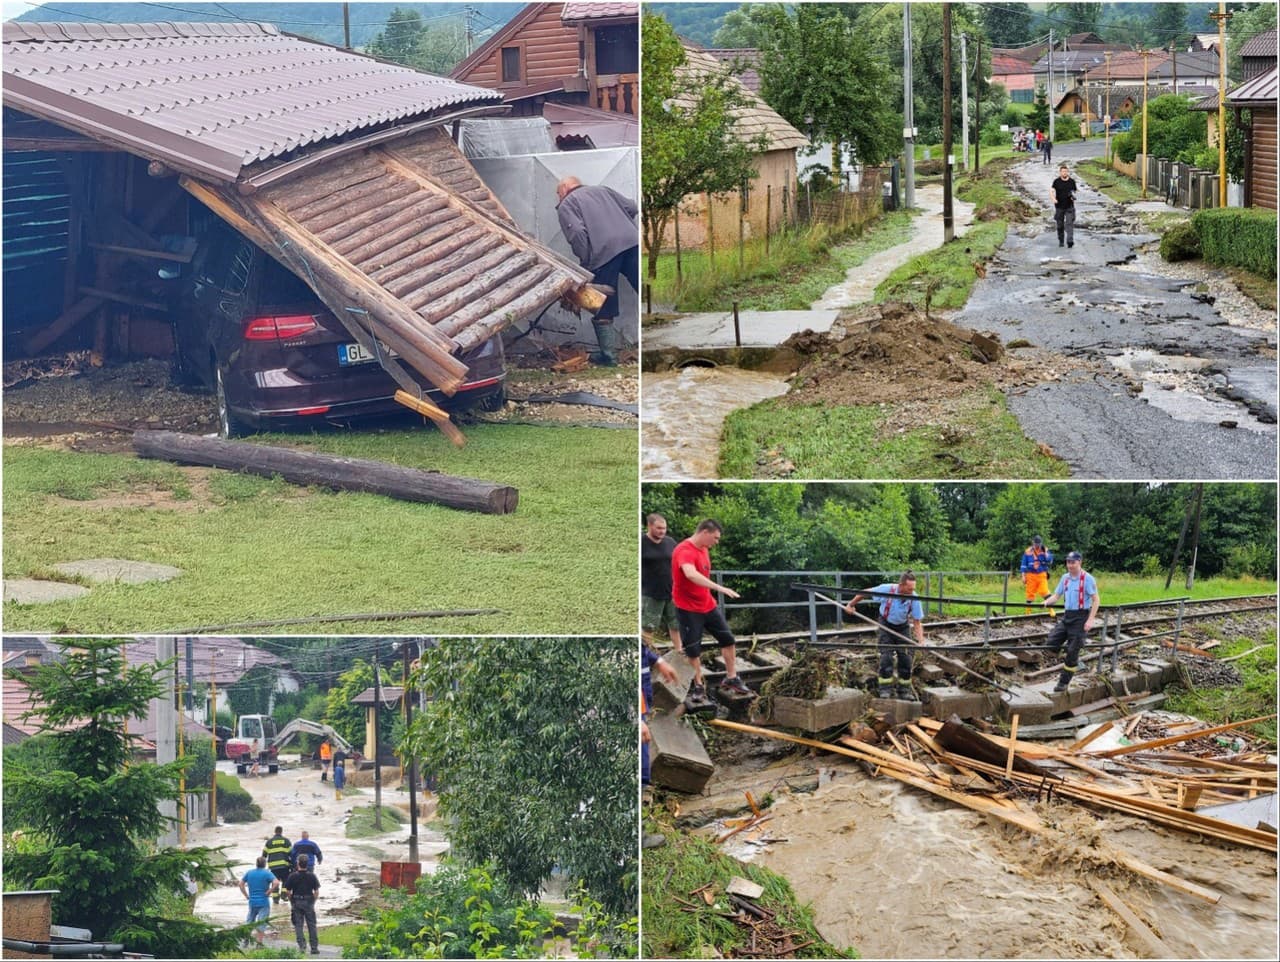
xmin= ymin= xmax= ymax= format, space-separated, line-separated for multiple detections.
xmin=561 ymin=2 xmax=637 ymax=21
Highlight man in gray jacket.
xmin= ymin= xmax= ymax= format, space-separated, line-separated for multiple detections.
xmin=556 ymin=176 xmax=638 ymax=366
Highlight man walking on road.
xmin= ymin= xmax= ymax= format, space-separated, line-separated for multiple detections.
xmin=238 ymin=856 xmax=279 ymax=945
xmin=672 ymin=519 xmax=751 ymax=701
xmin=1051 ymin=164 xmax=1078 ymax=248
xmin=1041 ymin=136 xmax=1053 ymax=165
xmin=845 ymin=571 xmax=925 ymax=700
xmin=556 ymin=175 xmax=638 ymax=367
xmin=1042 ymin=551 xmax=1100 ymax=692
xmin=283 ymin=854 xmax=322 ymax=955
xmin=1020 ymin=536 xmax=1054 ymax=614
xmin=289 ymin=830 xmax=323 ymax=872
xmin=642 ymin=514 xmax=680 ymax=645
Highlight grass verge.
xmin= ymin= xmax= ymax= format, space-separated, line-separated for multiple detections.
xmin=1163 ymin=623 xmax=1277 ymax=745
xmin=1075 ymin=159 xmax=1147 ymax=204
xmin=874 ymin=220 xmax=1008 ymax=310
xmin=719 ymin=387 xmax=1067 ymax=480
xmin=647 ymin=209 xmax=915 ymax=312
xmin=641 ymin=818 xmax=856 ymax=959
xmin=2 ymin=424 xmax=636 ymax=634
xmin=345 ymin=804 xmax=406 ymax=838
xmin=1226 ymin=266 xmax=1279 ymax=313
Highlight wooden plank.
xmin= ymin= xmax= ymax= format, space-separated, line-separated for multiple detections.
xmin=133 ymin=430 xmax=515 ymax=514
xmin=24 ymin=295 xmax=103 ymax=355
xmin=1005 ymin=714 xmax=1020 ymax=778
xmin=1069 ymin=721 xmax=1114 ymax=752
xmin=1093 ymin=714 xmax=1278 ymax=758
xmin=411 ymin=252 xmax=542 ymax=321
xmin=709 ymin=719 xmax=934 ymax=778
xmin=391 ymin=390 xmax=466 ymax=447
xmin=1178 ymin=784 xmax=1203 ymax=811
xmin=1089 ymin=881 xmax=1174 ymax=958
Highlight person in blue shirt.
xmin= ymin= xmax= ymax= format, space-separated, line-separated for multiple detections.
xmin=238 ymin=856 xmax=279 ymax=945
xmin=289 ymin=830 xmax=323 ymax=872
xmin=845 ymin=571 xmax=926 ymax=700
xmin=1020 ymin=536 xmax=1054 ymax=614
xmin=1042 ymin=551 xmax=1100 ymax=692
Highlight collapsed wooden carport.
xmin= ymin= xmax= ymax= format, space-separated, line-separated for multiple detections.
xmin=2 ymin=20 xmax=604 ymax=438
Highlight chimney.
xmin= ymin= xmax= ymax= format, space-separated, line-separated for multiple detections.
xmin=24 ymin=651 xmax=42 ymax=669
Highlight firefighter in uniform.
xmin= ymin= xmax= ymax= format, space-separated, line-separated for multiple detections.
xmin=1020 ymin=536 xmax=1054 ymax=614
xmin=262 ymin=826 xmax=293 ymax=904
xmin=845 ymin=571 xmax=925 ymax=700
xmin=1042 ymin=551 xmax=1100 ymax=692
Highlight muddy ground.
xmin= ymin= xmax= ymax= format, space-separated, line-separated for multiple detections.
xmin=189 ymin=756 xmax=446 ymax=932
xmin=673 ymin=732 xmax=1277 ymax=960
xmin=2 ymin=354 xmax=637 ymax=452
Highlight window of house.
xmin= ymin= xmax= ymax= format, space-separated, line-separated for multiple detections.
xmin=594 ymin=24 xmax=638 ymax=74
xmin=501 ymin=46 xmax=522 ymax=83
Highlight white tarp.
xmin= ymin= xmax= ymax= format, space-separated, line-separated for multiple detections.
xmin=470 ymin=147 xmax=638 ymax=353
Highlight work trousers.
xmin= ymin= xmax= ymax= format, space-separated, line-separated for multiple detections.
xmin=1046 ymin=610 xmax=1087 ymax=672
xmin=877 ymin=619 xmax=913 ymax=682
xmin=1054 ymin=207 xmax=1075 ymax=245
xmin=1024 ymin=571 xmax=1049 ymax=604
xmin=291 ymin=896 xmax=318 ymax=952
xmin=591 ymin=245 xmax=639 ymax=321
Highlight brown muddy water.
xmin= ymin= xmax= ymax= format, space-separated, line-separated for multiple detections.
xmin=641 ymin=367 xmax=789 ymax=478
xmin=711 ymin=765 xmax=1277 ymax=959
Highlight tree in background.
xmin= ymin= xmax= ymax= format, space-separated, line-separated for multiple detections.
xmin=1047 ymin=2 xmax=1104 ymax=35
xmin=641 ymin=12 xmax=766 ymax=279
xmin=367 ymin=6 xmax=426 ymax=64
xmin=755 ymin=4 xmax=901 ymax=176
xmin=324 ymin=657 xmax=401 ymax=752
xmin=1 ymin=639 xmax=234 ymax=957
xmin=1026 ymin=85 xmax=1051 ymax=135
xmin=711 ymin=2 xmax=775 ymax=48
xmin=982 ymin=2 xmax=1034 ymax=45
xmin=1145 ymin=2 xmax=1190 ymax=49
xmin=1113 ymin=93 xmax=1208 ymax=165
xmin=402 ymin=639 xmax=636 ymax=918
xmin=982 ymin=485 xmax=1056 ymax=572
xmin=1228 ymin=2 xmax=1278 ymax=78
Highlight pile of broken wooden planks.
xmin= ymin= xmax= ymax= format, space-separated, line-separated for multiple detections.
xmin=712 ymin=711 xmax=1276 ymax=924
xmin=675 ymin=877 xmax=817 ymax=959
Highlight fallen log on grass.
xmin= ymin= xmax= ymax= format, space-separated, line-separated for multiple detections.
xmin=132 ymin=430 xmax=517 ymax=514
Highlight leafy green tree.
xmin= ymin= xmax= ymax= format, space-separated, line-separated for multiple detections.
xmin=755 ymin=4 xmax=901 ymax=173
xmin=711 ymin=2 xmax=775 ymax=48
xmin=2 ymin=639 xmax=234 ymax=957
xmin=1047 ymin=2 xmax=1104 ymax=35
xmin=367 ymin=6 xmax=426 ymax=65
xmin=1145 ymin=2 xmax=1190 ymax=48
xmin=641 ymin=13 xmax=767 ymax=279
xmin=224 ymin=663 xmax=275 ymax=718
xmin=1129 ymin=93 xmax=1209 ymax=164
xmin=982 ymin=484 xmax=1055 ymax=572
xmin=905 ymin=484 xmax=951 ymax=566
xmin=402 ymin=640 xmax=636 ymax=916
xmin=1026 ymin=85 xmax=1051 ymax=134
xmin=406 ymin=22 xmax=470 ymax=75
xmin=982 ymin=2 xmax=1033 ymax=45
xmin=1228 ymin=2 xmax=1278 ymax=77
xmin=324 ymin=657 xmax=400 ymax=752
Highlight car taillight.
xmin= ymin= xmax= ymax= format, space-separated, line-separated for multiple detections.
xmin=243 ymin=314 xmax=318 ymax=340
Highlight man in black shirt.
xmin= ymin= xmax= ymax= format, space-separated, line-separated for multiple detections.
xmin=1051 ymin=164 xmax=1078 ymax=248
xmin=641 ymin=513 xmax=680 ymax=644
xmin=283 ymin=854 xmax=321 ymax=955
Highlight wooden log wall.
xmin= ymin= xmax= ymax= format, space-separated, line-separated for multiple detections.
xmin=457 ymin=5 xmax=581 ymax=91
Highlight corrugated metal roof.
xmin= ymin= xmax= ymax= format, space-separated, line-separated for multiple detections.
xmin=2 ymin=21 xmax=505 ymax=183
xmin=561 ymin=2 xmax=637 ymax=21
xmin=1227 ymin=65 xmax=1279 ymax=104
xmin=677 ymin=43 xmax=807 ymax=152
xmin=1240 ymin=29 xmax=1278 ymax=60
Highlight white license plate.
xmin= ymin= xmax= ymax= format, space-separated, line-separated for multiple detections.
xmin=338 ymin=342 xmax=394 ymax=366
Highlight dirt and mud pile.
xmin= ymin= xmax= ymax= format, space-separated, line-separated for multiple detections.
xmin=779 ymin=303 xmax=1006 ymax=406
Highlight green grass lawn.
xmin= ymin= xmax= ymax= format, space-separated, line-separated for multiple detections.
xmin=2 ymin=424 xmax=637 ymax=634
xmin=874 ymin=220 xmax=1008 ymax=310
xmin=720 ymin=387 xmax=1067 ymax=480
xmin=1075 ymin=159 xmax=1147 ymax=203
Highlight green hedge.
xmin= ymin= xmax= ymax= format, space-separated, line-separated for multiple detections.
xmin=215 ymin=771 xmax=261 ymax=823
xmin=1193 ymin=207 xmax=1278 ymax=278
xmin=1159 ymin=220 xmax=1201 ymax=262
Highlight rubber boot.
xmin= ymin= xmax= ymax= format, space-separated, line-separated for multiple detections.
xmin=1053 ymin=670 xmax=1072 ymax=692
xmin=895 ymin=684 xmax=917 ymax=702
xmin=590 ymin=319 xmax=618 ymax=367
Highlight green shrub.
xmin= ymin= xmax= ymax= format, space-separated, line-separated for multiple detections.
xmin=215 ymin=772 xmax=261 ymax=823
xmin=1193 ymin=207 xmax=1278 ymax=278
xmin=1222 ymin=542 xmax=1277 ymax=579
xmin=183 ymin=736 xmax=216 ymax=789
xmin=1113 ymin=130 xmax=1138 ymax=163
xmin=1159 ymin=220 xmax=1201 ymax=262
xmin=1191 ymin=145 xmax=1221 ymax=171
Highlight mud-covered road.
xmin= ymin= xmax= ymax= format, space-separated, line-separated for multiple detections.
xmin=954 ymin=140 xmax=1276 ymax=479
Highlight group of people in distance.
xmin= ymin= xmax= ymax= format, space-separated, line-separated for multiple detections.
xmin=641 ymin=516 xmax=1101 ymax=710
xmin=1014 ymin=127 xmax=1053 ymax=164
xmin=240 ymin=826 xmax=325 ymax=952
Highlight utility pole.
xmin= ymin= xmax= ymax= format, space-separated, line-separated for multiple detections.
xmin=1211 ymin=2 xmax=1231 ymax=207
xmin=974 ymin=34 xmax=982 ymax=171
xmin=405 ymin=640 xmax=419 ymax=864
xmin=373 ymin=637 xmax=383 ymax=830
xmin=1140 ymin=47 xmax=1152 ymax=198
xmin=960 ymin=32 xmax=970 ymax=170
xmin=1185 ymin=483 xmax=1205 ymax=589
xmin=1047 ymin=29 xmax=1055 ymax=142
xmin=902 ymin=3 xmax=915 ymax=209
xmin=1170 ymin=42 xmax=1178 ymax=94
xmin=209 ymin=647 xmax=219 ymax=827
xmin=343 ymin=2 xmax=350 ymax=50
xmin=942 ymin=3 xmax=954 ymax=243
xmin=465 ymin=5 xmax=475 ymax=57
xmin=1104 ymin=52 xmax=1112 ymax=160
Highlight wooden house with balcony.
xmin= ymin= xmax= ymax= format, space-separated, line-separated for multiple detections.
xmin=450 ymin=2 xmax=637 ymax=121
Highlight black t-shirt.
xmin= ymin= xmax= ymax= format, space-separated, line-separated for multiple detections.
xmin=285 ymin=869 xmax=320 ymax=900
xmin=641 ymin=533 xmax=676 ymax=600
xmin=1052 ymin=177 xmax=1077 ymax=209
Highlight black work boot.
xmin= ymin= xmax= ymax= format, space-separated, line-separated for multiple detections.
xmin=1053 ymin=671 xmax=1072 ymax=692
xmin=895 ymin=685 xmax=917 ymax=702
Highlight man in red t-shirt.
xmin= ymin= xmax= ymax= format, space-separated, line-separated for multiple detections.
xmin=672 ymin=519 xmax=750 ymax=699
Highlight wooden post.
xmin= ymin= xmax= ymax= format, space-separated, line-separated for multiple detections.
xmin=674 ymin=205 xmax=682 ymax=287
xmin=765 ymin=184 xmax=772 ymax=256
xmin=706 ymin=193 xmax=715 ymax=268
xmin=738 ymin=187 xmax=745 ymax=269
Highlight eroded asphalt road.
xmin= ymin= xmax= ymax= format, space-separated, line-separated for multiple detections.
xmin=952 ymin=141 xmax=1276 ymax=479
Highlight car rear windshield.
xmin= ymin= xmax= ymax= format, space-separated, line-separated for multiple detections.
xmin=260 ymin=253 xmax=321 ymax=306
